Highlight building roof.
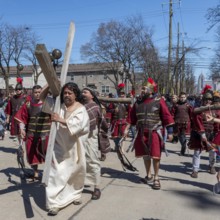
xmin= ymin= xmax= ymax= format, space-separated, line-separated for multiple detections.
xmin=6 ymin=62 xmax=121 ymax=75
xmin=59 ymin=62 xmax=121 ymax=73
xmin=6 ymin=65 xmax=34 ymax=75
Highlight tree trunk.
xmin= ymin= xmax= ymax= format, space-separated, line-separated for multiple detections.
xmin=5 ymin=75 xmax=9 ymax=96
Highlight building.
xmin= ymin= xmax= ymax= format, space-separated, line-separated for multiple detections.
xmin=197 ymin=72 xmax=215 ymax=93
xmin=0 ymin=62 xmax=133 ymax=96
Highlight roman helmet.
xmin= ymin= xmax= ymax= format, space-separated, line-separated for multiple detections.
xmin=213 ymin=90 xmax=220 ymax=103
xmin=117 ymin=83 xmax=125 ymax=95
xmin=201 ymin=84 xmax=213 ymax=101
xmin=142 ymin=78 xmax=158 ymax=94
xmin=15 ymin=77 xmax=23 ymax=91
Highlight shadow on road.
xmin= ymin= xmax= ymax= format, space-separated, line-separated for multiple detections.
xmin=171 ymin=189 xmax=220 ymax=211
xmin=0 ymin=146 xmax=17 ymax=154
xmin=166 ymin=148 xmax=209 ymax=160
xmin=160 ymin=161 xmax=213 ymax=177
xmin=101 ymin=167 xmax=140 ymax=183
xmin=0 ymin=167 xmax=46 ymax=218
xmin=159 ymin=174 xmax=213 ymax=192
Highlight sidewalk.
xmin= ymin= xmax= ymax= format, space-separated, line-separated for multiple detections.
xmin=0 ymin=134 xmax=219 ymax=220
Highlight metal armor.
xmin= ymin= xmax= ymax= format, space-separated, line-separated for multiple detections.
xmin=10 ymin=95 xmax=26 ymax=116
xmin=26 ymin=102 xmax=51 ymax=136
xmin=136 ymin=99 xmax=162 ymax=130
xmin=112 ymin=104 xmax=128 ymax=120
xmin=174 ymin=103 xmax=190 ymax=124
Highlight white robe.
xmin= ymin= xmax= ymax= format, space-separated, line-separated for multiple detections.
xmin=84 ymin=127 xmax=101 ymax=186
xmin=46 ymin=104 xmax=89 ymax=209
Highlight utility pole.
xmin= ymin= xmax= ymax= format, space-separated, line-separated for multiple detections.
xmin=167 ymin=0 xmax=173 ymax=94
xmin=175 ymin=22 xmax=180 ymax=94
xmin=180 ymin=40 xmax=185 ymax=92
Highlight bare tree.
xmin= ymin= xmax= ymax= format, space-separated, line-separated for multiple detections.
xmin=185 ymin=64 xmax=195 ymax=94
xmin=0 ymin=23 xmax=17 ymax=95
xmin=206 ymin=3 xmax=220 ymax=81
xmin=23 ymin=32 xmax=42 ymax=85
xmin=80 ymin=16 xmax=158 ymax=93
xmin=206 ymin=4 xmax=220 ymax=31
xmin=208 ymin=27 xmax=220 ymax=80
xmin=0 ymin=23 xmax=38 ymax=95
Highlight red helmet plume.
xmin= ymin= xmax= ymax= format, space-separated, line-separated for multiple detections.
xmin=118 ymin=83 xmax=125 ymax=89
xmin=201 ymin=84 xmax=212 ymax=94
xmin=16 ymin=77 xmax=23 ymax=85
xmin=143 ymin=78 xmax=158 ymax=93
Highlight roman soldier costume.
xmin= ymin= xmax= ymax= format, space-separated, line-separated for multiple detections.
xmin=125 ymin=78 xmax=174 ymax=190
xmin=5 ymin=78 xmax=26 ymax=136
xmin=128 ymin=78 xmax=174 ymax=158
xmin=111 ymin=83 xmax=131 ymax=140
xmin=171 ymin=94 xmax=193 ymax=155
xmin=188 ymin=85 xmax=218 ymax=178
xmin=15 ymin=96 xmax=51 ymax=165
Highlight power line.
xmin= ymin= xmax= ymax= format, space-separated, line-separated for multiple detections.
xmin=178 ymin=0 xmax=186 ymax=34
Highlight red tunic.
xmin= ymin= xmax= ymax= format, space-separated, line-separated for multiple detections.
xmin=212 ymin=109 xmax=220 ymax=146
xmin=128 ymin=97 xmax=174 ymax=159
xmin=5 ymin=94 xmax=26 ymax=135
xmin=104 ymin=102 xmax=114 ymax=124
xmin=111 ymin=103 xmax=131 ymax=138
xmin=188 ymin=110 xmax=220 ymax=151
xmin=14 ymin=100 xmax=50 ymax=165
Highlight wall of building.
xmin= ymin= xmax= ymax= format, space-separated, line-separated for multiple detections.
xmin=0 ymin=74 xmax=34 ymax=89
xmin=66 ymin=71 xmax=117 ymax=96
xmin=0 ymin=63 xmax=131 ymax=97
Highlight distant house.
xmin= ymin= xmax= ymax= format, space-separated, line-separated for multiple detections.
xmin=0 ymin=62 xmax=130 ymax=96
xmin=0 ymin=65 xmax=34 ymax=90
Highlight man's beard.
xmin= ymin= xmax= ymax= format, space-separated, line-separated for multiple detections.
xmin=141 ymin=92 xmax=150 ymax=100
xmin=64 ymin=97 xmax=72 ymax=106
xmin=82 ymin=96 xmax=89 ymax=103
xmin=179 ymin=100 xmax=186 ymax=104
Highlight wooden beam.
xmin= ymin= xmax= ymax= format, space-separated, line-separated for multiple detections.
xmin=41 ymin=22 xmax=75 ymax=186
xmin=98 ymin=97 xmax=132 ymax=104
xmin=194 ymin=104 xmax=220 ymax=114
xmin=35 ymin=44 xmax=60 ymax=97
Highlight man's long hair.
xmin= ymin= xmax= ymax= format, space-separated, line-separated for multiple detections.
xmin=60 ymin=82 xmax=82 ymax=103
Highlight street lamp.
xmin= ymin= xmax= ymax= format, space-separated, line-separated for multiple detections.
xmin=49 ymin=49 xmax=62 ymax=69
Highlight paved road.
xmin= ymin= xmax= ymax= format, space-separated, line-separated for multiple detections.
xmin=0 ymin=134 xmax=219 ymax=220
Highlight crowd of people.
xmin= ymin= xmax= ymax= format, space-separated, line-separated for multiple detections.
xmin=2 ymin=77 xmax=220 ymax=215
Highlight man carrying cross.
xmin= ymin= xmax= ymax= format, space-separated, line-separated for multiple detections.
xmin=43 ymin=82 xmax=90 ymax=216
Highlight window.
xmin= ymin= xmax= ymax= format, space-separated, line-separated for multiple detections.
xmin=104 ymin=74 xmax=107 ymax=79
xmin=101 ymin=86 xmax=110 ymax=93
xmin=70 ymin=75 xmax=74 ymax=81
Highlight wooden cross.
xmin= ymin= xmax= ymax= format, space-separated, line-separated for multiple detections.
xmin=35 ymin=21 xmax=75 ymax=186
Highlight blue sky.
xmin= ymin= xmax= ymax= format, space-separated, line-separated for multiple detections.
xmin=1 ymin=0 xmax=219 ymax=79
